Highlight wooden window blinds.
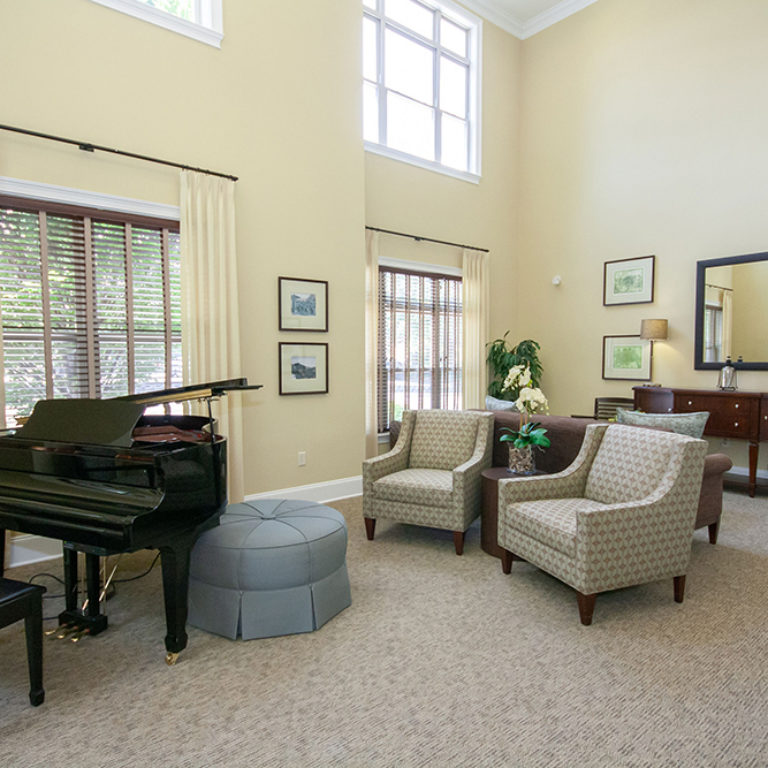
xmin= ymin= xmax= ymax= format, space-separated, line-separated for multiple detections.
xmin=377 ymin=266 xmax=462 ymax=433
xmin=0 ymin=195 xmax=181 ymax=427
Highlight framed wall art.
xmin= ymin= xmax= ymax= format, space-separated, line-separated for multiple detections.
xmin=279 ymin=342 xmax=329 ymax=395
xmin=602 ymin=335 xmax=652 ymax=381
xmin=603 ymin=255 xmax=655 ymax=306
xmin=279 ymin=277 xmax=328 ymax=331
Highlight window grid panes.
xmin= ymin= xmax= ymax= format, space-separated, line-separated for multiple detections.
xmin=377 ymin=267 xmax=462 ymax=433
xmin=0 ymin=197 xmax=181 ymax=427
xmin=363 ymin=0 xmax=478 ymax=176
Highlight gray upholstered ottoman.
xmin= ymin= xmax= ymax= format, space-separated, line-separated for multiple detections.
xmin=188 ymin=499 xmax=351 ymax=640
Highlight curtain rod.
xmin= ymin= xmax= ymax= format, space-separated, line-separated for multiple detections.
xmin=706 ymin=282 xmax=733 ymax=291
xmin=0 ymin=123 xmax=238 ymax=182
xmin=366 ymin=225 xmax=489 ymax=253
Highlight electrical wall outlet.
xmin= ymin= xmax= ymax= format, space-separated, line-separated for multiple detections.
xmin=298 ymin=451 xmax=307 ymax=466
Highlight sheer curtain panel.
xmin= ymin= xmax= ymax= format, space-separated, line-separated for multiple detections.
xmin=365 ymin=229 xmax=380 ymax=458
xmin=461 ymin=248 xmax=489 ymax=410
xmin=180 ymin=170 xmax=244 ymax=502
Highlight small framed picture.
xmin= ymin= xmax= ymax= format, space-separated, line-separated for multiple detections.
xmin=602 ymin=335 xmax=652 ymax=381
xmin=603 ymin=255 xmax=655 ymax=306
xmin=279 ymin=277 xmax=328 ymax=331
xmin=279 ymin=342 xmax=329 ymax=395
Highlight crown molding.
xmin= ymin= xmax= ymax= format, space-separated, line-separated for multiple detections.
xmin=460 ymin=0 xmax=598 ymax=39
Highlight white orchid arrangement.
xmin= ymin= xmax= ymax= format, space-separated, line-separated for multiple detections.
xmin=499 ymin=365 xmax=551 ymax=451
xmin=502 ymin=365 xmax=549 ymax=418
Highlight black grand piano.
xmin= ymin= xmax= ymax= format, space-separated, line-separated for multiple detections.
xmin=0 ymin=378 xmax=260 ymax=664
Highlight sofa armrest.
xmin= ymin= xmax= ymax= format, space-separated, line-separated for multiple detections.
xmin=703 ymin=452 xmax=733 ymax=478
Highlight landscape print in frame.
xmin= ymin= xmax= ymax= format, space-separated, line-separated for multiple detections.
xmin=279 ymin=277 xmax=328 ymax=331
xmin=603 ymin=255 xmax=655 ymax=306
xmin=602 ymin=335 xmax=652 ymax=381
xmin=279 ymin=342 xmax=329 ymax=395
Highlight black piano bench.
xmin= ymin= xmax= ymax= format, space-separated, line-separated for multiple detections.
xmin=0 ymin=578 xmax=46 ymax=706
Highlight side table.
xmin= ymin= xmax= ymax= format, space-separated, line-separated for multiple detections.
xmin=481 ymin=467 xmax=545 ymax=558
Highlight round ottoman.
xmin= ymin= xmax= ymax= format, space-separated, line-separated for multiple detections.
xmin=188 ymin=499 xmax=351 ymax=640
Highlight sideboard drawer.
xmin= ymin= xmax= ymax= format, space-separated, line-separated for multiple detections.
xmin=673 ymin=394 xmax=758 ymax=439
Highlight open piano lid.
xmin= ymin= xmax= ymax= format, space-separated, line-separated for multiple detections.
xmin=14 ymin=377 xmax=262 ymax=448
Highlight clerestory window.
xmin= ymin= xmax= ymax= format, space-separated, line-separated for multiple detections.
xmin=363 ymin=0 xmax=482 ymax=182
xmin=89 ymin=0 xmax=223 ymax=47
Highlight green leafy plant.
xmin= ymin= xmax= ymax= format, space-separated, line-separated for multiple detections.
xmin=486 ymin=333 xmax=542 ymax=400
xmin=499 ymin=421 xmax=551 ymax=450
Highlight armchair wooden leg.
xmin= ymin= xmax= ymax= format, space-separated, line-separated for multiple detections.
xmin=673 ymin=575 xmax=686 ymax=603
xmin=500 ymin=549 xmax=513 ymax=574
xmin=707 ymin=520 xmax=720 ymax=545
xmin=576 ymin=591 xmax=597 ymax=625
xmin=453 ymin=531 xmax=465 ymax=556
xmin=364 ymin=517 xmax=376 ymax=541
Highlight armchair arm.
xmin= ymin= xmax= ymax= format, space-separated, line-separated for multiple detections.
xmin=498 ymin=423 xmax=608 ymax=508
xmin=362 ymin=411 xmax=415 ymax=490
xmin=453 ymin=413 xmax=494 ymax=527
xmin=575 ymin=438 xmax=708 ymax=578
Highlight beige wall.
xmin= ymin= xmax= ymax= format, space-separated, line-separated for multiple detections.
xmin=517 ymin=0 xmax=768 ymax=469
xmin=0 ymin=0 xmax=367 ymax=495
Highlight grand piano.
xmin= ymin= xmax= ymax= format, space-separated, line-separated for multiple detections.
xmin=0 ymin=378 xmax=260 ymax=664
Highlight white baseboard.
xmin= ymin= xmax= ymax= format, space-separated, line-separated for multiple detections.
xmin=725 ymin=465 xmax=768 ymax=480
xmin=5 ymin=475 xmax=363 ymax=570
xmin=245 ymin=475 xmax=362 ymax=504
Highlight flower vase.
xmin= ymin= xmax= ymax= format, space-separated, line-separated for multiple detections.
xmin=508 ymin=444 xmax=534 ymax=475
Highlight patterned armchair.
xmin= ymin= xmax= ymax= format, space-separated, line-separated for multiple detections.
xmin=497 ymin=423 xmax=708 ymax=624
xmin=363 ymin=409 xmax=494 ymax=555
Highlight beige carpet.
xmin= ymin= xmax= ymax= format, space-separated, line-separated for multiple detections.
xmin=1 ymin=491 xmax=767 ymax=767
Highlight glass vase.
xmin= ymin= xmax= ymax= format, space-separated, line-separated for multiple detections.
xmin=508 ymin=444 xmax=534 ymax=475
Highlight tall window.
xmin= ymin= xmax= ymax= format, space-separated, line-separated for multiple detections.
xmin=363 ymin=0 xmax=481 ymax=181
xmin=377 ymin=266 xmax=462 ymax=432
xmin=0 ymin=197 xmax=181 ymax=427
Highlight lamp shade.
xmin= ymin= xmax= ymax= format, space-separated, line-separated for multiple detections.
xmin=640 ymin=318 xmax=668 ymax=340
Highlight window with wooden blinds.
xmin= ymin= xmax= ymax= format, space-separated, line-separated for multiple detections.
xmin=0 ymin=196 xmax=181 ymax=427
xmin=377 ymin=266 xmax=462 ymax=433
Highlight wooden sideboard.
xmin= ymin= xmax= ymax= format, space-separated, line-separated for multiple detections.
xmin=633 ymin=386 xmax=768 ymax=497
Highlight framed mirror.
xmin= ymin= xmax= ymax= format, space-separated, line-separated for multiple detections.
xmin=694 ymin=251 xmax=768 ymax=370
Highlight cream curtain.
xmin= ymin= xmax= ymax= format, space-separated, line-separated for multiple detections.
xmin=364 ymin=230 xmax=380 ymax=458
xmin=0 ymin=300 xmax=5 ymax=430
xmin=462 ymin=249 xmax=489 ymax=410
xmin=180 ymin=170 xmax=245 ymax=502
xmin=721 ymin=288 xmax=733 ymax=360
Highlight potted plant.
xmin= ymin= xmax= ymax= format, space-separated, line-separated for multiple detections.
xmin=498 ymin=366 xmax=550 ymax=474
xmin=486 ymin=333 xmax=542 ymax=403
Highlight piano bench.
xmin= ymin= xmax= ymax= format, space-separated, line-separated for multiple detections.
xmin=188 ymin=499 xmax=351 ymax=640
xmin=0 ymin=578 xmax=46 ymax=706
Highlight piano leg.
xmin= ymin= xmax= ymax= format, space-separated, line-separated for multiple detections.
xmin=158 ymin=535 xmax=196 ymax=665
xmin=63 ymin=546 xmax=78 ymax=612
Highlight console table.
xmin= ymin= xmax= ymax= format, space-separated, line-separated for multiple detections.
xmin=633 ymin=386 xmax=768 ymax=497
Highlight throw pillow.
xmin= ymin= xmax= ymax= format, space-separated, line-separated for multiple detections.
xmin=615 ymin=409 xmax=710 ymax=439
xmin=485 ymin=395 xmax=518 ymax=412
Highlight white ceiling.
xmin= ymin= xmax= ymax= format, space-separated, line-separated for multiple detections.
xmin=461 ymin=0 xmax=598 ymax=39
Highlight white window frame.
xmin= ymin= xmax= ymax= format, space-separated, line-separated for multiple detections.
xmin=363 ymin=0 xmax=482 ymax=183
xmin=89 ymin=0 xmax=223 ymax=48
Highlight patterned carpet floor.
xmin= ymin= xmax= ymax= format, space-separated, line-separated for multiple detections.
xmin=1 ymin=491 xmax=767 ymax=767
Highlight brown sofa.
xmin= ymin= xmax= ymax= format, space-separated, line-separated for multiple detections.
xmin=390 ymin=412 xmax=733 ymax=554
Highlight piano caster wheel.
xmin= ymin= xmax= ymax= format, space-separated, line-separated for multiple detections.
xmin=165 ymin=652 xmax=179 ymax=666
